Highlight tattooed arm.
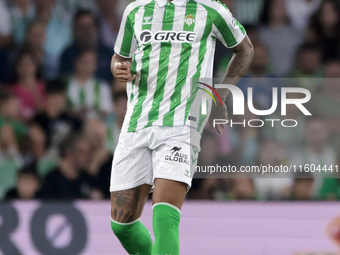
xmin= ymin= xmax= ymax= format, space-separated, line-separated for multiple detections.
xmin=218 ymin=35 xmax=254 ymax=100
xmin=209 ymin=36 xmax=253 ymax=133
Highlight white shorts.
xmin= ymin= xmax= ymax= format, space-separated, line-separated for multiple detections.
xmin=110 ymin=126 xmax=201 ymax=192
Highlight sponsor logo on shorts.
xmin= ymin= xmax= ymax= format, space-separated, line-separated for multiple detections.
xmin=165 ymin=146 xmax=189 ymax=165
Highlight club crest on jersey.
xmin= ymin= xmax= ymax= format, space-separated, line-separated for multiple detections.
xmin=184 ymin=14 xmax=195 ymax=26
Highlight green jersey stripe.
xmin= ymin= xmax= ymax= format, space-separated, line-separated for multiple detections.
xmin=184 ymin=10 xmax=211 ymax=123
xmin=127 ymin=1 xmax=156 ymax=132
xmin=200 ymin=4 xmax=238 ymax=47
xmin=120 ymin=7 xmax=140 ymax=57
xmin=145 ymin=3 xmax=176 ymax=127
xmin=94 ymin=79 xmax=100 ymax=109
xmin=163 ymin=0 xmax=198 ymax=126
xmin=129 ymin=53 xmax=139 ymax=103
xmin=197 ymin=99 xmax=208 ymax=131
xmin=116 ymin=0 xmax=246 ymax=132
xmin=79 ymin=88 xmax=85 ymax=106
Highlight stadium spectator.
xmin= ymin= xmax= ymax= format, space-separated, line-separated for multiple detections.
xmin=286 ymin=0 xmax=321 ymax=32
xmin=34 ymin=0 xmax=71 ymax=61
xmin=289 ymin=44 xmax=322 ymax=76
xmin=318 ymin=154 xmax=340 ymax=200
xmin=83 ymin=119 xmax=112 ymax=199
xmin=253 ymin=139 xmax=292 ymax=200
xmin=290 ymin=172 xmax=315 ymax=200
xmin=0 ymin=91 xmax=26 ymax=197
xmin=66 ymin=48 xmax=113 ymax=120
xmin=288 ymin=44 xmax=322 ymax=88
xmin=0 ymin=48 xmax=10 ymax=83
xmin=39 ymin=133 xmax=99 ymax=199
xmin=259 ymin=0 xmax=303 ymax=76
xmin=8 ymin=0 xmax=35 ymax=45
xmin=233 ymin=0 xmax=263 ymax=24
xmin=59 ymin=9 xmax=114 ymax=83
xmin=195 ymin=175 xmax=256 ymax=200
xmin=236 ymin=44 xmax=284 ymax=113
xmin=95 ymin=0 xmax=120 ymax=49
xmin=20 ymin=21 xmax=59 ymax=79
xmin=289 ymin=117 xmax=338 ymax=194
xmin=308 ymin=61 xmax=340 ymax=147
xmin=0 ymin=90 xmax=27 ymax=164
xmin=229 ymin=177 xmax=257 ymax=200
xmin=10 ymin=51 xmax=46 ymax=122
xmin=0 ymin=0 xmax=12 ymax=48
xmin=229 ymin=106 xmax=261 ymax=166
xmin=189 ymin=131 xmax=232 ymax=199
xmin=4 ymin=165 xmax=40 ymax=200
xmin=0 ymin=0 xmax=11 ymax=82
xmin=106 ymin=83 xmax=128 ymax=152
xmin=306 ymin=0 xmax=340 ymax=62
xmin=196 ymin=178 xmax=232 ymax=200
xmin=247 ymin=44 xmax=272 ymax=77
xmin=30 ymin=80 xmax=82 ymax=169
xmin=263 ymin=92 xmax=307 ymax=152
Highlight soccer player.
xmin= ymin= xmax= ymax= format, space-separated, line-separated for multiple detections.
xmin=110 ymin=0 xmax=254 ymax=254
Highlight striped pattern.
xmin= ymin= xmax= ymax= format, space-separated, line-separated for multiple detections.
xmin=114 ymin=0 xmax=246 ymax=133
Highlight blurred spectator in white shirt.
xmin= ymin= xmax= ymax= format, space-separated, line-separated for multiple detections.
xmin=259 ymin=0 xmax=303 ymax=76
xmin=66 ymin=48 xmax=113 ymax=120
xmin=0 ymin=0 xmax=12 ymax=48
xmin=286 ymin=0 xmax=321 ymax=32
xmin=34 ymin=0 xmax=71 ymax=61
xmin=253 ymin=139 xmax=292 ymax=200
xmin=20 ymin=21 xmax=58 ymax=79
xmin=289 ymin=118 xmax=337 ymax=194
xmin=9 ymin=0 xmax=35 ymax=45
xmin=96 ymin=0 xmax=120 ymax=49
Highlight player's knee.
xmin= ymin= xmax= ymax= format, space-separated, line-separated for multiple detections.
xmin=153 ymin=202 xmax=181 ymax=234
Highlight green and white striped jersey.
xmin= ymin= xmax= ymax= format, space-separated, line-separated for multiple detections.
xmin=66 ymin=77 xmax=113 ymax=119
xmin=115 ymin=0 xmax=246 ymax=133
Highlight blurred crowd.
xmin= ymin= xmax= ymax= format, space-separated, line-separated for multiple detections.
xmin=0 ymin=0 xmax=339 ymax=201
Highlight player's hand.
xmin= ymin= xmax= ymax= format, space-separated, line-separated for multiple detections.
xmin=112 ymin=61 xmax=136 ymax=82
xmin=208 ymin=100 xmax=228 ymax=134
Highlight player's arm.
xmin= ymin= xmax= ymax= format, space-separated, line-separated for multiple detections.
xmin=218 ymin=35 xmax=254 ymax=100
xmin=209 ymin=36 xmax=253 ymax=133
xmin=111 ymin=53 xmax=136 ymax=83
xmin=208 ymin=4 xmax=254 ymax=133
xmin=112 ymin=3 xmax=138 ymax=83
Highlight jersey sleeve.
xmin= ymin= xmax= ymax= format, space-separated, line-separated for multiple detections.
xmin=114 ymin=6 xmax=138 ymax=58
xmin=210 ymin=3 xmax=246 ymax=48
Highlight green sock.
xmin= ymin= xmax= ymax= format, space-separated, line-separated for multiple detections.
xmin=111 ymin=218 xmax=152 ymax=255
xmin=152 ymin=203 xmax=181 ymax=255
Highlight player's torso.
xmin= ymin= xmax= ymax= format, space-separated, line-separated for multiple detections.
xmin=131 ymin=0 xmax=215 ymax=78
xmin=123 ymin=0 xmax=216 ymax=132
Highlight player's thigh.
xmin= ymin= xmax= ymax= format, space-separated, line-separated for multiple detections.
xmin=152 ymin=179 xmax=187 ymax=210
xmin=111 ymin=184 xmax=152 ymax=223
xmin=110 ymin=129 xmax=153 ymax=193
xmin=151 ymin=126 xmax=200 ymax=209
xmin=110 ymin=130 xmax=153 ymax=222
